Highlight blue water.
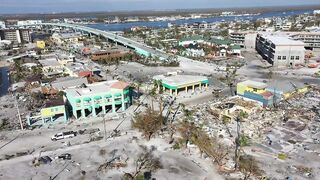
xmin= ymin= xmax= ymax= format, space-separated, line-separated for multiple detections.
xmin=87 ymin=9 xmax=314 ymax=31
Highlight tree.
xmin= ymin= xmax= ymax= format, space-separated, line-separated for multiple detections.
xmin=133 ymin=146 xmax=162 ymax=177
xmin=178 ymin=120 xmax=230 ymax=167
xmin=239 ymin=155 xmax=263 ymax=180
xmin=225 ymin=63 xmax=238 ymax=96
xmin=178 ymin=120 xmax=197 ymax=148
xmin=133 ymin=108 xmax=164 ymax=140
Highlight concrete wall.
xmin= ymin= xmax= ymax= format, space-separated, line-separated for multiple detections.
xmin=273 ymin=45 xmax=305 ymax=67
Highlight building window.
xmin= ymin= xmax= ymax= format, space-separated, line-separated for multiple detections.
xmin=295 ymin=56 xmax=300 ymax=60
xmin=290 ymin=56 xmax=294 ymax=60
xmin=277 ymin=56 xmax=281 ymax=60
xmin=282 ymin=56 xmax=286 ymax=60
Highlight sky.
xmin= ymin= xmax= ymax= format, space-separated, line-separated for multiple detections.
xmin=0 ymin=0 xmax=320 ymax=14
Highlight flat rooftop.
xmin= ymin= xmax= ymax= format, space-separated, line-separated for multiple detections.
xmin=39 ymin=58 xmax=61 ymax=67
xmin=266 ymin=36 xmax=305 ymax=46
xmin=65 ymin=80 xmax=128 ymax=97
xmin=153 ymin=75 xmax=208 ymax=88
xmin=238 ymin=80 xmax=268 ymax=89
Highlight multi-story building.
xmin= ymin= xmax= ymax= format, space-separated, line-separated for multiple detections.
xmin=91 ymin=48 xmax=129 ymax=61
xmin=17 ymin=20 xmax=42 ymax=26
xmin=256 ymin=34 xmax=305 ymax=67
xmin=229 ymin=31 xmax=257 ymax=49
xmin=0 ymin=29 xmax=31 ymax=43
xmin=64 ymin=80 xmax=131 ymax=119
xmin=290 ymin=32 xmax=320 ymax=50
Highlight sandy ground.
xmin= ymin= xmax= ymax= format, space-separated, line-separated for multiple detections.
xmin=0 ymin=119 xmax=223 ymax=180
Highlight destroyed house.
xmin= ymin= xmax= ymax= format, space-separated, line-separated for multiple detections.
xmin=26 ymin=98 xmax=67 ymax=126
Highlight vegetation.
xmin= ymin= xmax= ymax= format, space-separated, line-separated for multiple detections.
xmin=239 ymin=134 xmax=250 ymax=147
xmin=133 ymin=108 xmax=165 ymax=140
xmin=178 ymin=120 xmax=230 ymax=166
xmin=277 ymin=153 xmax=288 ymax=160
xmin=239 ymin=155 xmax=263 ymax=180
xmin=123 ymin=146 xmax=162 ymax=180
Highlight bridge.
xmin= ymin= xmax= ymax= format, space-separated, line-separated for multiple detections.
xmin=28 ymin=23 xmax=169 ymax=60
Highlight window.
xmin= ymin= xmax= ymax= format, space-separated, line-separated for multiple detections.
xmin=282 ymin=56 xmax=286 ymax=60
xmin=253 ymin=88 xmax=257 ymax=92
xmin=277 ymin=56 xmax=281 ymax=60
xmin=295 ymin=56 xmax=300 ymax=60
xmin=290 ymin=56 xmax=294 ymax=60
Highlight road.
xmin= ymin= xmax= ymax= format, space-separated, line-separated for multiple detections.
xmin=0 ymin=114 xmax=132 ymax=164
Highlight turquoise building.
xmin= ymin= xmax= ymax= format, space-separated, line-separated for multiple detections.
xmin=64 ymin=80 xmax=131 ymax=119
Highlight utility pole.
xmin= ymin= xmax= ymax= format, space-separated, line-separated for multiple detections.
xmin=103 ymin=116 xmax=107 ymax=140
xmin=234 ymin=116 xmax=241 ymax=170
xmin=13 ymin=94 xmax=23 ymax=130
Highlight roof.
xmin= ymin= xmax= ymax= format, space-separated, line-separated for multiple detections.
xmin=230 ymin=44 xmax=242 ymax=50
xmin=52 ymin=77 xmax=88 ymax=90
xmin=260 ymin=91 xmax=273 ymax=98
xmin=65 ymin=80 xmax=128 ymax=97
xmin=44 ymin=98 xmax=64 ymax=108
xmin=180 ymin=35 xmax=204 ymax=42
xmin=263 ymin=35 xmax=305 ymax=46
xmin=111 ymin=81 xmax=129 ymax=89
xmin=209 ymin=38 xmax=232 ymax=45
xmin=238 ymin=80 xmax=268 ymax=89
xmin=39 ymin=58 xmax=61 ymax=67
xmin=153 ymin=75 xmax=208 ymax=88
xmin=266 ymin=80 xmax=306 ymax=93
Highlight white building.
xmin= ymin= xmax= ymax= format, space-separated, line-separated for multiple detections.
xmin=229 ymin=30 xmax=257 ymax=49
xmin=256 ymin=34 xmax=305 ymax=67
xmin=0 ymin=29 xmax=30 ymax=44
xmin=17 ymin=20 xmax=42 ymax=26
xmin=313 ymin=10 xmax=320 ymax=15
xmin=0 ymin=21 xmax=5 ymax=29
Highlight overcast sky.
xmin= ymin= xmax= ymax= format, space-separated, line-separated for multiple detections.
xmin=0 ymin=0 xmax=319 ymax=14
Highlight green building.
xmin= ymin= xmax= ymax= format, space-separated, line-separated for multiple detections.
xmin=153 ymin=74 xmax=209 ymax=95
xmin=64 ymin=80 xmax=131 ymax=119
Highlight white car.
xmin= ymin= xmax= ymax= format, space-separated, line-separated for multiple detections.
xmin=51 ymin=131 xmax=77 ymax=141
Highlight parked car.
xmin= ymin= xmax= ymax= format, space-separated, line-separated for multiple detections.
xmin=51 ymin=131 xmax=77 ymax=141
xmin=57 ymin=153 xmax=72 ymax=160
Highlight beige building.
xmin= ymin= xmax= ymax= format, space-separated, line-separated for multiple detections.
xmin=256 ymin=34 xmax=305 ymax=67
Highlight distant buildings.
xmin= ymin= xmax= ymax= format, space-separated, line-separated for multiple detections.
xmin=178 ymin=35 xmax=204 ymax=46
xmin=36 ymin=40 xmax=46 ymax=49
xmin=313 ymin=10 xmax=320 ymax=15
xmin=256 ymin=34 xmax=305 ymax=67
xmin=51 ymin=32 xmax=82 ymax=45
xmin=0 ymin=21 xmax=5 ymax=29
xmin=17 ymin=20 xmax=42 ymax=26
xmin=290 ymin=32 xmax=320 ymax=50
xmin=230 ymin=30 xmax=320 ymax=51
xmin=229 ymin=30 xmax=257 ymax=49
xmin=274 ymin=19 xmax=292 ymax=31
xmin=91 ymin=48 xmax=129 ymax=61
xmin=0 ymin=29 xmax=31 ymax=44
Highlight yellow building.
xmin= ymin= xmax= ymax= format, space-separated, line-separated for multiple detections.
xmin=237 ymin=80 xmax=268 ymax=95
xmin=36 ymin=40 xmax=46 ymax=49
